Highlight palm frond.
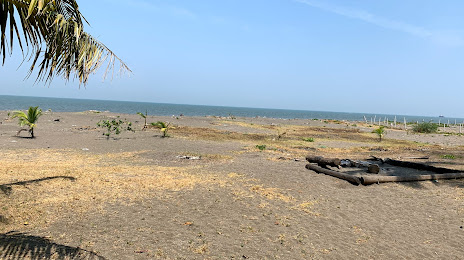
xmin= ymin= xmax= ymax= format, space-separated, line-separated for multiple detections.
xmin=136 ymin=112 xmax=146 ymax=119
xmin=11 ymin=106 xmax=42 ymax=127
xmin=1 ymin=0 xmax=131 ymax=85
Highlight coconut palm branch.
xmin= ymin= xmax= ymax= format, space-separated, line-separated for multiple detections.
xmin=151 ymin=121 xmax=170 ymax=137
xmin=0 ymin=0 xmax=131 ymax=85
xmin=11 ymin=106 xmax=43 ymax=138
xmin=137 ymin=111 xmax=148 ymax=129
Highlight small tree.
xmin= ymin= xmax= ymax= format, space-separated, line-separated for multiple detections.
xmin=151 ymin=121 xmax=171 ymax=138
xmin=11 ymin=106 xmax=43 ymax=138
xmin=373 ymin=126 xmax=385 ymax=142
xmin=137 ymin=111 xmax=148 ymax=130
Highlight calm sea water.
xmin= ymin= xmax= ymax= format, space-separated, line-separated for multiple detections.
xmin=0 ymin=95 xmax=462 ymax=123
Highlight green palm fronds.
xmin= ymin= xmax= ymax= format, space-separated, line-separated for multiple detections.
xmin=11 ymin=106 xmax=43 ymax=137
xmin=151 ymin=121 xmax=170 ymax=137
xmin=0 ymin=0 xmax=130 ymax=85
xmin=137 ymin=111 xmax=148 ymax=129
xmin=372 ymin=126 xmax=385 ymax=142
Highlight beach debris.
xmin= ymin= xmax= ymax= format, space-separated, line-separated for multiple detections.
xmin=306 ymin=155 xmax=341 ymax=168
xmin=306 ymin=155 xmax=464 ymax=185
xmin=369 ymin=156 xmax=462 ymax=173
xmin=54 ymin=118 xmax=60 ymax=122
xmin=277 ymin=157 xmax=302 ymax=161
xmin=367 ymin=164 xmax=380 ymax=174
xmin=401 ymin=156 xmax=430 ymax=160
xmin=305 ymin=163 xmax=361 ymax=185
xmin=176 ymin=155 xmax=201 ymax=160
xmin=82 ymin=148 xmax=90 ymax=151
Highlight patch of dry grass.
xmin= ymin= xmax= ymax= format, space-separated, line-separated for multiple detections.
xmin=172 ymin=126 xmax=270 ymax=142
xmin=0 ymin=149 xmax=225 ymax=232
xmin=1 ymin=148 xmax=321 ymax=234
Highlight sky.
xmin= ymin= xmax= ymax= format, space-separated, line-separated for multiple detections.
xmin=1 ymin=0 xmax=464 ymax=117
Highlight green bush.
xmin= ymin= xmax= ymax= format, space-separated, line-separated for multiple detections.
xmin=302 ymin=137 xmax=314 ymax=142
xmin=412 ymin=122 xmax=438 ymax=133
xmin=256 ymin=145 xmax=266 ymax=151
xmin=372 ymin=126 xmax=385 ymax=141
xmin=441 ymin=154 xmax=455 ymax=159
xmin=97 ymin=117 xmax=133 ymax=139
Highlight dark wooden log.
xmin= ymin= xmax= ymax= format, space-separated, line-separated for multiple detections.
xmin=361 ymin=172 xmax=464 ymax=185
xmin=381 ymin=158 xmax=462 ymax=174
xmin=367 ymin=164 xmax=380 ymax=174
xmin=306 ymin=156 xmax=341 ymax=168
xmin=305 ymin=164 xmax=361 ymax=185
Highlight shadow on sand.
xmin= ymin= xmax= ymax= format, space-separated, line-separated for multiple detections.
xmin=0 ymin=176 xmax=76 ymax=195
xmin=0 ymin=231 xmax=105 ymax=259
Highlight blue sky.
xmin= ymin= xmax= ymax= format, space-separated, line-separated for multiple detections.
xmin=1 ymin=0 xmax=464 ymax=117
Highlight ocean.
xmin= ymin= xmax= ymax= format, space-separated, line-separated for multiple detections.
xmin=0 ymin=95 xmax=462 ymax=123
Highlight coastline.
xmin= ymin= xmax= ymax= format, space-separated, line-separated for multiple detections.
xmin=1 ymin=111 xmax=463 ymax=259
xmin=1 ymin=95 xmax=462 ymax=122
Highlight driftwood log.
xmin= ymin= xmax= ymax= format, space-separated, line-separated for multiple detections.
xmin=306 ymin=155 xmax=464 ymax=185
xmin=305 ymin=164 xmax=361 ymax=185
xmin=361 ymin=172 xmax=464 ymax=185
xmin=367 ymin=164 xmax=380 ymax=174
xmin=370 ymin=157 xmax=462 ymax=174
xmin=306 ymin=156 xmax=341 ymax=168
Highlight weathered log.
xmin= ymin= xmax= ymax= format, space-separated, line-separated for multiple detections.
xmin=371 ymin=157 xmax=462 ymax=174
xmin=305 ymin=164 xmax=361 ymax=185
xmin=306 ymin=156 xmax=341 ymax=168
xmin=367 ymin=164 xmax=380 ymax=174
xmin=361 ymin=172 xmax=464 ymax=185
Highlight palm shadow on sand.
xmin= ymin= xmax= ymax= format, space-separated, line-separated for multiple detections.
xmin=0 ymin=231 xmax=105 ymax=260
xmin=0 ymin=176 xmax=76 ymax=196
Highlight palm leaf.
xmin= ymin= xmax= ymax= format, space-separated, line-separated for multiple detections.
xmin=0 ymin=0 xmax=131 ymax=85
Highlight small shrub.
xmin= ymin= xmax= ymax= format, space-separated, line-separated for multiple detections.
xmin=97 ymin=117 xmax=133 ymax=139
xmin=136 ymin=111 xmax=148 ymax=129
xmin=302 ymin=137 xmax=314 ymax=142
xmin=372 ymin=126 xmax=385 ymax=142
xmin=151 ymin=121 xmax=171 ymax=137
xmin=441 ymin=154 xmax=455 ymax=159
xmin=412 ymin=122 xmax=438 ymax=133
xmin=256 ymin=145 xmax=266 ymax=151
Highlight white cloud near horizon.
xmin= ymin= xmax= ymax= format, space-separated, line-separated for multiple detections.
xmin=294 ymin=0 xmax=464 ymax=46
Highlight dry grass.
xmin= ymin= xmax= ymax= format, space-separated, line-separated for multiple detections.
xmin=0 ymin=147 xmax=322 ymax=233
xmin=172 ymin=123 xmax=430 ymax=161
xmin=0 ymin=149 xmax=225 ymax=232
xmin=172 ymin=126 xmax=270 ymax=142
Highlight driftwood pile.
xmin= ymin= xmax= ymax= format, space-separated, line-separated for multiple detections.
xmin=305 ymin=155 xmax=464 ymax=185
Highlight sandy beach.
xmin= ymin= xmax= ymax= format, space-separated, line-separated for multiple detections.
xmin=1 ymin=111 xmax=463 ymax=259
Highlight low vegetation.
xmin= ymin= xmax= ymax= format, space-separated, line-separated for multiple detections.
xmin=372 ymin=126 xmax=385 ymax=142
xmin=413 ymin=122 xmax=438 ymax=133
xmin=11 ymin=106 xmax=42 ymax=138
xmin=136 ymin=111 xmax=148 ymax=130
xmin=97 ymin=117 xmax=134 ymax=139
xmin=151 ymin=121 xmax=171 ymax=137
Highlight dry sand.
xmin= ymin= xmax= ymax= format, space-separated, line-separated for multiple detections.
xmin=0 ymin=111 xmax=463 ymax=259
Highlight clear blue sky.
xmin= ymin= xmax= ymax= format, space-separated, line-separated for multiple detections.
xmin=1 ymin=0 xmax=464 ymax=117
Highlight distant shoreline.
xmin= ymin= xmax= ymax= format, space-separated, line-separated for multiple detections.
xmin=1 ymin=95 xmax=463 ymax=122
